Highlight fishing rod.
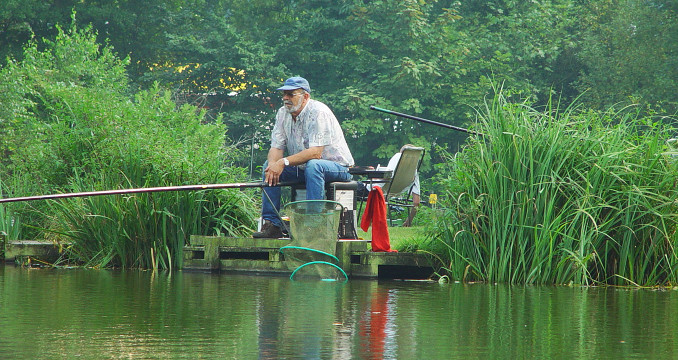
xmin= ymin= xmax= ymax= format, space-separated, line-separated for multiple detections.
xmin=0 ymin=181 xmax=297 ymax=204
xmin=370 ymin=105 xmax=484 ymax=136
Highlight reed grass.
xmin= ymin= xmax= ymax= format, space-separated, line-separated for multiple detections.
xmin=0 ymin=204 xmax=21 ymax=241
xmin=0 ymin=21 xmax=259 ymax=269
xmin=431 ymin=93 xmax=678 ymax=285
xmin=44 ymin=159 xmax=257 ymax=270
xmin=0 ymin=177 xmax=36 ymax=241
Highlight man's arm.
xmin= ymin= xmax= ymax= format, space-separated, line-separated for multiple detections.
xmin=264 ymin=146 xmax=324 ymax=186
xmin=264 ymin=147 xmax=285 ymax=186
xmin=286 ymin=146 xmax=323 ymax=165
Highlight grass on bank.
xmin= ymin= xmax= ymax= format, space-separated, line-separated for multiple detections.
xmin=357 ymin=225 xmax=428 ymax=251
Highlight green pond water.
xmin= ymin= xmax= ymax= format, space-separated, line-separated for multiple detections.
xmin=1 ymin=264 xmax=677 ymax=359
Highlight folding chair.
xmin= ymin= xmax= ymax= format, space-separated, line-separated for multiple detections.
xmin=382 ymin=146 xmax=424 ymax=225
xmin=358 ymin=146 xmax=425 ymax=225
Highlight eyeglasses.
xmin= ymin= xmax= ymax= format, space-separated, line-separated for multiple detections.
xmin=282 ymin=91 xmax=303 ymax=98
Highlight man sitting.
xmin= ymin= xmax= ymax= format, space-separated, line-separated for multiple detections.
xmin=253 ymin=76 xmax=354 ymax=238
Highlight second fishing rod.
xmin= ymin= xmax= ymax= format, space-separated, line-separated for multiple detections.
xmin=370 ymin=105 xmax=484 ymax=137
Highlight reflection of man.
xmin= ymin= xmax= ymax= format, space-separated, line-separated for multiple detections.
xmin=253 ymin=76 xmax=354 ymax=238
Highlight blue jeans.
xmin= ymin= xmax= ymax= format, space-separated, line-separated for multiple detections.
xmin=261 ymin=159 xmax=352 ymax=227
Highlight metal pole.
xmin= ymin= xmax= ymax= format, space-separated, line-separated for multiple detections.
xmin=370 ymin=105 xmax=484 ymax=136
xmin=249 ymin=136 xmax=255 ymax=179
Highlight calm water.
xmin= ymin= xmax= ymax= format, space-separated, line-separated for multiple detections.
xmin=1 ymin=265 xmax=677 ymax=359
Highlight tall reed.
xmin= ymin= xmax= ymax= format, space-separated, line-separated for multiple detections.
xmin=0 ymin=204 xmax=21 ymax=241
xmin=433 ymin=93 xmax=678 ymax=285
xmin=45 ymin=158 xmax=257 ymax=270
xmin=0 ymin=176 xmax=37 ymax=241
xmin=0 ymin=17 xmax=258 ymax=269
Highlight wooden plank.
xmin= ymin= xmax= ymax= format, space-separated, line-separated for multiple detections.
xmin=183 ymin=235 xmax=436 ymax=279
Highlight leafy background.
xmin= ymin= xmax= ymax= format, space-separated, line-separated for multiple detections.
xmin=1 ymin=0 xmax=678 ymax=278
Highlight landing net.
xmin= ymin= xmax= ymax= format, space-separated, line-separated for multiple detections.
xmin=280 ymin=200 xmax=347 ymax=283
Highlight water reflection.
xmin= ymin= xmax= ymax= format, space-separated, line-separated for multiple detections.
xmin=1 ymin=266 xmax=677 ymax=359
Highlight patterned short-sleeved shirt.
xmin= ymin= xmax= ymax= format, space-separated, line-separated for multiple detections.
xmin=270 ymin=99 xmax=354 ymax=168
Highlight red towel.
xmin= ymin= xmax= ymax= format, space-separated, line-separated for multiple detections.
xmin=360 ymin=186 xmax=396 ymax=252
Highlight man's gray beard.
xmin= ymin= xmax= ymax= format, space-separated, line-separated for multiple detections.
xmin=284 ymin=102 xmax=302 ymax=114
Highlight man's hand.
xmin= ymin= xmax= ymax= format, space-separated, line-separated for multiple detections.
xmin=264 ymin=158 xmax=285 ymax=186
xmin=263 ymin=146 xmax=323 ymax=186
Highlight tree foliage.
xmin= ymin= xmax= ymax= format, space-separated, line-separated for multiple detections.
xmin=2 ymin=0 xmax=677 ymax=188
xmin=0 ymin=17 xmax=255 ymax=263
xmin=2 ymin=1 xmax=678 ymax=274
xmin=576 ymin=0 xmax=678 ymax=112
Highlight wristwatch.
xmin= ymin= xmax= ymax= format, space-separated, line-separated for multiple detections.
xmin=282 ymin=157 xmax=289 ymax=166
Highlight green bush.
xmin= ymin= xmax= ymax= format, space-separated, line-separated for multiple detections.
xmin=431 ymin=92 xmax=678 ymax=286
xmin=0 ymin=15 xmax=256 ymax=269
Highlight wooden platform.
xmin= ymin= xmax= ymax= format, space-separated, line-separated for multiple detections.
xmin=1 ymin=234 xmax=437 ymax=279
xmin=2 ymin=238 xmax=62 ymax=266
xmin=183 ymin=235 xmax=435 ymax=279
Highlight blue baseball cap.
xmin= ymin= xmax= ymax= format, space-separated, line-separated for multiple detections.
xmin=276 ymin=76 xmax=311 ymax=93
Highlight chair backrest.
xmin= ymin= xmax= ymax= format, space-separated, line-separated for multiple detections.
xmin=382 ymin=146 xmax=424 ymax=198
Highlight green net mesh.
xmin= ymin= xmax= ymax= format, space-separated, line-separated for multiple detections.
xmin=281 ymin=200 xmax=347 ymax=282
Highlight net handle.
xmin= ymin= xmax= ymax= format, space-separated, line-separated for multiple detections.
xmin=279 ymin=245 xmax=340 ymax=263
xmin=283 ymin=199 xmax=344 ymax=213
xmin=289 ymin=261 xmax=348 ymax=283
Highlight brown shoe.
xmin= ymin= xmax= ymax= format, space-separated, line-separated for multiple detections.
xmin=252 ymin=220 xmax=284 ymax=239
